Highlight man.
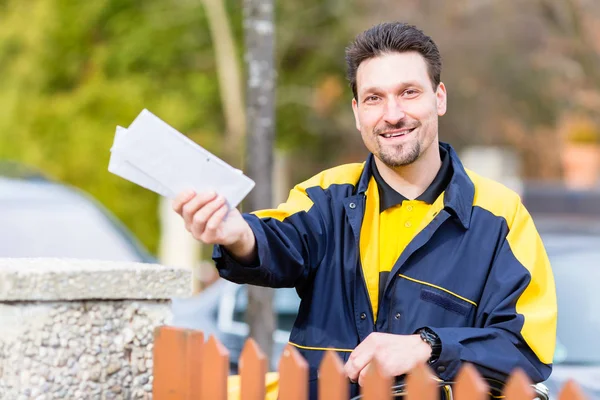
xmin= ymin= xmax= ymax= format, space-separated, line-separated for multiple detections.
xmin=173 ymin=22 xmax=557 ymax=398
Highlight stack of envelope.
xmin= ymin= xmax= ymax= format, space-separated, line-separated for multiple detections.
xmin=108 ymin=109 xmax=255 ymax=208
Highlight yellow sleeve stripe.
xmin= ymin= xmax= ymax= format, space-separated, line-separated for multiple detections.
xmin=288 ymin=341 xmax=354 ymax=352
xmin=506 ymin=203 xmax=557 ymax=365
xmin=466 ymin=170 xmax=557 ymax=365
xmin=253 ymin=187 xmax=314 ymax=222
xmin=252 ymin=162 xmax=365 ymax=222
xmin=398 ymin=274 xmax=478 ymax=307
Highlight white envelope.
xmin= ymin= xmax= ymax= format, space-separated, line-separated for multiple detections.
xmin=108 ymin=110 xmax=255 ymax=208
xmin=109 ymin=126 xmax=174 ymax=197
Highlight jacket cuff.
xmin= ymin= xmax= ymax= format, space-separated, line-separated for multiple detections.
xmin=211 ymin=214 xmax=271 ymax=285
xmin=421 ymin=326 xmax=461 ymax=381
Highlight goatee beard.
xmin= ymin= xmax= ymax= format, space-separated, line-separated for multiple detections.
xmin=378 ymin=141 xmax=421 ymax=168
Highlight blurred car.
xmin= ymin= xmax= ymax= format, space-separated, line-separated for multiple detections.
xmin=524 ymin=186 xmax=600 ymax=398
xmin=0 ymin=161 xmax=155 ymax=263
xmin=537 ymin=222 xmax=600 ymax=399
xmin=171 ymin=278 xmax=300 ymax=371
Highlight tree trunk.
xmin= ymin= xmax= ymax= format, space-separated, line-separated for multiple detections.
xmin=197 ymin=0 xmax=247 ymax=293
xmin=201 ymin=0 xmax=246 ymax=167
xmin=243 ymin=0 xmax=276 ymax=362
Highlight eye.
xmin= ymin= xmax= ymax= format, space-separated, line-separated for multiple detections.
xmin=364 ymin=95 xmax=380 ymax=104
xmin=403 ymin=89 xmax=420 ymax=98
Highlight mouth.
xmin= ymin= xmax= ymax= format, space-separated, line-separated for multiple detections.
xmin=379 ymin=127 xmax=416 ymax=139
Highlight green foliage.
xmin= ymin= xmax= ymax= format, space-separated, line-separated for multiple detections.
xmin=0 ymin=0 xmax=360 ymax=254
xmin=0 ymin=0 xmax=230 ymax=253
xmin=274 ymin=2 xmax=357 ymax=151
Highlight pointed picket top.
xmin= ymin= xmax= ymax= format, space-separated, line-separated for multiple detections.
xmin=240 ymin=338 xmax=267 ymax=400
xmin=361 ymin=359 xmax=392 ymax=400
xmin=186 ymin=330 xmax=204 ymax=398
xmin=558 ymin=379 xmax=588 ymax=400
xmin=453 ymin=363 xmax=488 ymax=400
xmin=318 ymin=350 xmax=348 ymax=400
xmin=406 ymin=363 xmax=438 ymax=400
xmin=279 ymin=344 xmax=309 ymax=400
xmin=152 ymin=326 xmax=189 ymax=399
xmin=503 ymin=368 xmax=534 ymax=400
xmin=200 ymin=335 xmax=230 ymax=400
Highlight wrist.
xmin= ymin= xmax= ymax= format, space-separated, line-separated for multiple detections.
xmin=418 ymin=328 xmax=442 ymax=364
xmin=414 ymin=334 xmax=433 ymax=363
xmin=225 ymin=225 xmax=257 ymax=265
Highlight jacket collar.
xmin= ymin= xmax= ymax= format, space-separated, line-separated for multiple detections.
xmin=371 ymin=145 xmax=452 ymax=210
xmin=355 ymin=142 xmax=474 ymax=229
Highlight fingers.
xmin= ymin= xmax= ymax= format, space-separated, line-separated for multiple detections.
xmin=172 ymin=190 xmax=196 ymax=215
xmin=358 ymin=363 xmax=371 ymax=387
xmin=179 ymin=192 xmax=217 ymax=229
xmin=345 ymin=353 xmax=370 ymax=383
xmin=345 ymin=343 xmax=372 ymax=383
xmin=205 ymin=203 xmax=230 ymax=231
xmin=188 ymin=194 xmax=226 ymax=236
xmin=194 ymin=201 xmax=230 ymax=241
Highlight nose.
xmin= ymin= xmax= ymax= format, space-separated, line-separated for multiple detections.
xmin=383 ymin=98 xmax=406 ymax=125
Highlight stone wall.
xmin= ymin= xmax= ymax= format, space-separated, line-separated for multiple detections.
xmin=0 ymin=258 xmax=191 ymax=400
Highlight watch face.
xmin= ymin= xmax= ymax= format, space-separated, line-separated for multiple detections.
xmin=420 ymin=329 xmax=441 ymax=364
xmin=421 ymin=329 xmax=437 ymax=344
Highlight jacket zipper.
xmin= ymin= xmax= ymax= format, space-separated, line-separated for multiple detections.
xmin=356 ymin=247 xmax=377 ymax=330
xmin=387 ymin=277 xmax=400 ymax=333
xmin=353 ymin=194 xmax=377 ymax=331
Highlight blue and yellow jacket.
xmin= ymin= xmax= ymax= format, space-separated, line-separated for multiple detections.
xmin=213 ymin=142 xmax=556 ymax=398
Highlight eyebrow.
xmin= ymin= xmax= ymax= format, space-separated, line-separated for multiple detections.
xmin=360 ymin=81 xmax=424 ymax=97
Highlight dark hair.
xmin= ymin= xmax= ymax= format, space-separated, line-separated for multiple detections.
xmin=345 ymin=22 xmax=442 ymax=100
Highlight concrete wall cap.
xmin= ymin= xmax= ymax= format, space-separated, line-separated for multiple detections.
xmin=0 ymin=258 xmax=192 ymax=301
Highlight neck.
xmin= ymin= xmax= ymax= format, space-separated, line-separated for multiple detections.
xmin=374 ymin=143 xmax=442 ymax=200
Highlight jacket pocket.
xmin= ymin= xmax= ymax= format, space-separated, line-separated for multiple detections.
xmin=420 ymin=288 xmax=473 ymax=316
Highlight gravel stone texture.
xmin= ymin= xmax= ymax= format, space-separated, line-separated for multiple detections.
xmin=0 ymin=258 xmax=192 ymax=399
xmin=0 ymin=301 xmax=170 ymax=399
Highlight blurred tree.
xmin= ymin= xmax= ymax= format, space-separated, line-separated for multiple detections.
xmin=244 ymin=0 xmax=276 ymax=362
xmin=0 ymin=0 xmax=232 ymax=252
xmin=202 ymin=0 xmax=246 ymax=167
xmin=0 ymin=0 xmax=362 ymax=253
xmin=356 ymin=0 xmax=600 ymax=180
xmin=2 ymin=0 xmax=597 ymax=254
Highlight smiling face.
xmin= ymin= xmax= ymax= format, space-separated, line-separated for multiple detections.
xmin=352 ymin=51 xmax=447 ymax=168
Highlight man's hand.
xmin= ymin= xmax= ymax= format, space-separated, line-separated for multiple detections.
xmin=172 ymin=191 xmax=257 ymax=264
xmin=344 ymin=333 xmax=431 ymax=386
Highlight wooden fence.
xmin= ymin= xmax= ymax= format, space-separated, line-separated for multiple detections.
xmin=151 ymin=326 xmax=587 ymax=400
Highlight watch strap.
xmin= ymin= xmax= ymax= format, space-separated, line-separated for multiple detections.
xmin=419 ymin=327 xmax=442 ymax=364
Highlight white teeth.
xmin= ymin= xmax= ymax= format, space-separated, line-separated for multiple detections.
xmin=383 ymin=132 xmax=406 ymax=138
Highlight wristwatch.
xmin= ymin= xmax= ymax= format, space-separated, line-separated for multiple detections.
xmin=419 ymin=327 xmax=442 ymax=364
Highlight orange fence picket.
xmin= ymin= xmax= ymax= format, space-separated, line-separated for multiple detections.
xmin=153 ymin=326 xmax=203 ymax=400
xmin=318 ymin=350 xmax=349 ymax=400
xmin=453 ymin=363 xmax=488 ymax=400
xmin=361 ymin=359 xmax=392 ymax=400
xmin=240 ymin=338 xmax=267 ymax=400
xmin=187 ymin=329 xmax=204 ymax=398
xmin=504 ymin=369 xmax=535 ymax=400
xmin=278 ymin=344 xmax=309 ymax=400
xmin=151 ymin=326 xmax=589 ymax=400
xmin=406 ymin=363 xmax=438 ymax=400
xmin=200 ymin=335 xmax=229 ymax=400
xmin=558 ymin=379 xmax=588 ymax=400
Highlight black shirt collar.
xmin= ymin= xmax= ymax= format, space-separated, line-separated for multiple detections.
xmin=370 ymin=145 xmax=453 ymax=212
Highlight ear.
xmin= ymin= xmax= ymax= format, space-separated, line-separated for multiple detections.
xmin=436 ymin=82 xmax=447 ymax=116
xmin=352 ymin=97 xmax=361 ymax=131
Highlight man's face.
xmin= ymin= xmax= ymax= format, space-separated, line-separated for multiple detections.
xmin=352 ymin=51 xmax=447 ymax=168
